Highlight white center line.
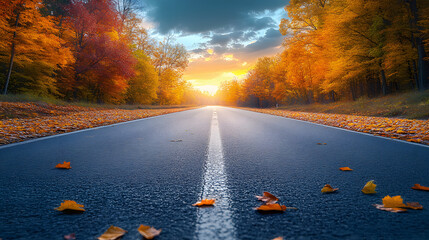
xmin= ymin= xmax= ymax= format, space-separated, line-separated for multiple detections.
xmin=195 ymin=108 xmax=236 ymax=240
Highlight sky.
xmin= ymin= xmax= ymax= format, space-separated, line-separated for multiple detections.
xmin=140 ymin=0 xmax=289 ymax=95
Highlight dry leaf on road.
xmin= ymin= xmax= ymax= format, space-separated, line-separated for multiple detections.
xmin=98 ymin=226 xmax=127 ymax=240
xmin=361 ymin=180 xmax=377 ymax=194
xmin=256 ymin=192 xmax=279 ymax=204
xmin=138 ymin=225 xmax=162 ymax=239
xmin=193 ymin=199 xmax=215 ymax=207
xmin=55 ymin=200 xmax=85 ymax=213
xmin=321 ymin=184 xmax=339 ymax=193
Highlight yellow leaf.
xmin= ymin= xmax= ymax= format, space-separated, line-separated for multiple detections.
xmin=137 ymin=225 xmax=162 ymax=239
xmin=361 ymin=180 xmax=377 ymax=194
xmin=55 ymin=161 xmax=71 ymax=169
xmin=98 ymin=226 xmax=127 ymax=240
xmin=339 ymin=167 xmax=352 ymax=171
xmin=382 ymin=195 xmax=406 ymax=208
xmin=193 ymin=199 xmax=215 ymax=207
xmin=321 ymin=184 xmax=339 ymax=193
xmin=55 ymin=200 xmax=85 ymax=212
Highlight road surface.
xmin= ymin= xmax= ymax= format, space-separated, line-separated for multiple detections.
xmin=1 ymin=107 xmax=428 ymax=239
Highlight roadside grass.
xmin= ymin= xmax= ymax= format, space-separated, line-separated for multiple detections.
xmin=0 ymin=93 xmax=197 ymax=119
xmin=278 ymin=90 xmax=429 ymax=120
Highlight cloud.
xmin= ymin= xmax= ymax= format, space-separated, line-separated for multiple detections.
xmin=144 ymin=0 xmax=287 ymax=34
xmin=243 ymin=28 xmax=283 ymax=52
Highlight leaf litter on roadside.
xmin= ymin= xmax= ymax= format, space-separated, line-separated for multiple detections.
xmin=138 ymin=224 xmax=162 ymax=239
xmin=98 ymin=225 xmax=127 ymax=240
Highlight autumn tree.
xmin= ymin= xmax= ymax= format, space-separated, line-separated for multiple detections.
xmin=126 ymin=51 xmax=158 ymax=104
xmin=65 ymin=0 xmax=135 ymax=103
xmin=152 ymin=36 xmax=189 ymax=105
xmin=0 ymin=0 xmax=73 ymax=96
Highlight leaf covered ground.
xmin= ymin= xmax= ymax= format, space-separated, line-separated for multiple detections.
xmin=244 ymin=108 xmax=429 ymax=145
xmin=0 ymin=102 xmax=194 ymax=145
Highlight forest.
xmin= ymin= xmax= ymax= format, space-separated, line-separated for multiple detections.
xmin=0 ymin=0 xmax=211 ymax=105
xmin=217 ymin=0 xmax=429 ymax=107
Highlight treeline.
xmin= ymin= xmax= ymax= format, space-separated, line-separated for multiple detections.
xmin=217 ymin=0 xmax=429 ymax=107
xmin=0 ymin=0 xmax=208 ymax=105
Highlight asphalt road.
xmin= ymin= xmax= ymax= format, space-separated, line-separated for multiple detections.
xmin=1 ymin=107 xmax=428 ymax=240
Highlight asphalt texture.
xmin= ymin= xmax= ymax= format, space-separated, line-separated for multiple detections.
xmin=1 ymin=107 xmax=429 ymax=240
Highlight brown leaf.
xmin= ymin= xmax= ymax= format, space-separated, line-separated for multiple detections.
xmin=411 ymin=184 xmax=429 ymax=191
xmin=404 ymin=202 xmax=423 ymax=210
xmin=373 ymin=204 xmax=407 ymax=213
xmin=138 ymin=225 xmax=162 ymax=239
xmin=98 ymin=226 xmax=127 ymax=240
xmin=256 ymin=192 xmax=279 ymax=204
xmin=64 ymin=233 xmax=76 ymax=240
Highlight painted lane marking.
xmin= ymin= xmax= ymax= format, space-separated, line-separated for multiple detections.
xmin=195 ymin=108 xmax=236 ymax=240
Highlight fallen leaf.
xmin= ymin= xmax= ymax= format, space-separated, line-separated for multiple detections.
xmin=382 ymin=195 xmax=406 ymax=208
xmin=361 ymin=180 xmax=377 ymax=194
xmin=321 ymin=184 xmax=339 ymax=193
xmin=170 ymin=139 xmax=183 ymax=142
xmin=339 ymin=167 xmax=352 ymax=171
xmin=256 ymin=192 xmax=279 ymax=204
xmin=98 ymin=226 xmax=127 ymax=240
xmin=404 ymin=202 xmax=423 ymax=210
xmin=317 ymin=143 xmax=327 ymax=145
xmin=55 ymin=161 xmax=71 ymax=169
xmin=193 ymin=199 xmax=215 ymax=207
xmin=411 ymin=184 xmax=429 ymax=191
xmin=55 ymin=200 xmax=85 ymax=213
xmin=138 ymin=225 xmax=162 ymax=239
xmin=64 ymin=233 xmax=76 ymax=240
xmin=256 ymin=203 xmax=287 ymax=212
xmin=272 ymin=237 xmax=284 ymax=240
xmin=373 ymin=204 xmax=407 ymax=213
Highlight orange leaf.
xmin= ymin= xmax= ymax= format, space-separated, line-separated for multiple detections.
xmin=382 ymin=195 xmax=406 ymax=208
xmin=411 ymin=184 xmax=429 ymax=191
xmin=55 ymin=161 xmax=71 ymax=169
xmin=256 ymin=192 xmax=279 ymax=204
xmin=321 ymin=184 xmax=339 ymax=193
xmin=339 ymin=167 xmax=352 ymax=171
xmin=256 ymin=203 xmax=287 ymax=212
xmin=193 ymin=199 xmax=215 ymax=207
xmin=137 ymin=225 xmax=162 ymax=239
xmin=272 ymin=237 xmax=284 ymax=240
xmin=55 ymin=200 xmax=85 ymax=213
xmin=98 ymin=226 xmax=127 ymax=240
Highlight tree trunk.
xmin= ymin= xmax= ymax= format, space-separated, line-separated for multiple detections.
xmin=380 ymin=69 xmax=388 ymax=95
xmin=3 ymin=12 xmax=20 ymax=95
xmin=408 ymin=0 xmax=429 ymax=90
